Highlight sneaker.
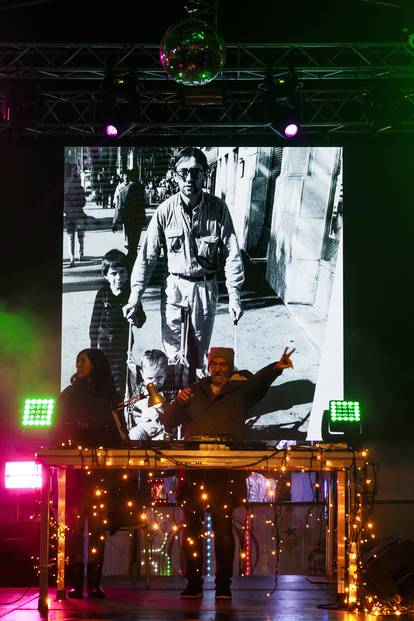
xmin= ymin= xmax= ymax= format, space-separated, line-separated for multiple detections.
xmin=67 ymin=587 xmax=83 ymax=599
xmin=87 ymin=587 xmax=106 ymax=599
xmin=180 ymin=584 xmax=203 ymax=599
xmin=215 ymin=586 xmax=232 ymax=600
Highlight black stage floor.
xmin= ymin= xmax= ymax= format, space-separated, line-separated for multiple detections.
xmin=1 ymin=576 xmax=413 ymax=620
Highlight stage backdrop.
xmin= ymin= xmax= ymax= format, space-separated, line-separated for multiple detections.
xmin=61 ymin=146 xmax=343 ymax=442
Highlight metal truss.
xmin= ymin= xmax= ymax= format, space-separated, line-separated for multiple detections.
xmin=1 ymin=41 xmax=414 ymax=80
xmin=1 ymin=41 xmax=414 ymax=137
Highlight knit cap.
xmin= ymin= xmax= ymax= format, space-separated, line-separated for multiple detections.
xmin=207 ymin=347 xmax=235 ymax=368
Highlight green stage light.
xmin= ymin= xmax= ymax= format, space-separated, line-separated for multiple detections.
xmin=329 ymin=400 xmax=361 ymax=433
xmin=21 ymin=398 xmax=55 ymax=428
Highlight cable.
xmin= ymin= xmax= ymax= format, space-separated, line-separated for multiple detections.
xmin=0 ymin=591 xmax=38 ymax=616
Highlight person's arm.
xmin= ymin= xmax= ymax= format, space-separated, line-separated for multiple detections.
xmin=48 ymin=389 xmax=71 ymax=446
xmin=242 ymin=348 xmax=295 ymax=412
xmin=158 ymin=387 xmax=193 ymax=430
xmin=123 ymin=208 xmax=164 ymax=321
xmin=219 ymin=201 xmax=245 ymax=321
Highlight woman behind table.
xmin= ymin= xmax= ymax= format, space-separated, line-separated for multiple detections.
xmin=54 ymin=348 xmax=128 ymax=599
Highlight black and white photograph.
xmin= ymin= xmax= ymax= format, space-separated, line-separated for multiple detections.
xmin=62 ymin=146 xmax=343 ymax=442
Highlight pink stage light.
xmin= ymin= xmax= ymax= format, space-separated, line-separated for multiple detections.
xmin=5 ymin=461 xmax=42 ymax=489
xmin=104 ymin=123 xmax=119 ymax=137
xmin=284 ymin=123 xmax=299 ymax=138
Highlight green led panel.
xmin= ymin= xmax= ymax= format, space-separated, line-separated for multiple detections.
xmin=21 ymin=398 xmax=55 ymax=428
xmin=329 ymin=400 xmax=361 ymax=423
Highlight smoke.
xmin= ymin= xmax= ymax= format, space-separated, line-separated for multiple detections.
xmin=0 ymin=303 xmax=60 ymax=430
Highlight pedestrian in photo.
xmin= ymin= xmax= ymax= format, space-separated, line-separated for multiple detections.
xmin=64 ymin=165 xmax=87 ymax=268
xmin=123 ymin=147 xmax=244 ymax=382
xmin=112 ymin=169 xmax=147 ymax=266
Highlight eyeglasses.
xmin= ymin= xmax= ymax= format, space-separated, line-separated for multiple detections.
xmin=175 ymin=167 xmax=204 ymax=180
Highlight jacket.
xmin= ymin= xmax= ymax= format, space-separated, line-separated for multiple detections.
xmin=52 ymin=378 xmax=124 ymax=447
xmin=89 ymin=283 xmax=130 ymax=349
xmin=162 ymin=363 xmax=283 ymax=441
xmin=113 ymin=181 xmax=146 ymax=227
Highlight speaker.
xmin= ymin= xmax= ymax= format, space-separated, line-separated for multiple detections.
xmin=363 ymin=538 xmax=414 ymax=598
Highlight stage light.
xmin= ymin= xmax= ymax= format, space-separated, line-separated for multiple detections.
xmin=21 ymin=397 xmax=55 ymax=428
xmin=284 ymin=122 xmax=299 ymax=138
xmin=104 ymin=123 xmax=119 ymax=138
xmin=262 ymin=70 xmax=302 ymax=139
xmin=329 ymin=400 xmax=361 ymax=433
xmin=5 ymin=461 xmax=42 ymax=489
xmin=101 ymin=69 xmax=123 ymax=138
xmin=100 ymin=69 xmax=139 ymax=137
xmin=1 ymin=80 xmax=42 ymax=129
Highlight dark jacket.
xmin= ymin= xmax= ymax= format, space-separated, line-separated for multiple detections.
xmin=162 ymin=363 xmax=283 ymax=441
xmin=89 ymin=282 xmax=130 ymax=349
xmin=64 ymin=177 xmax=86 ymax=222
xmin=113 ymin=181 xmax=146 ymax=227
xmin=52 ymin=378 xmax=124 ymax=446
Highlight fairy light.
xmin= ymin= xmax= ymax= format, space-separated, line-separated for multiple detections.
xmin=243 ymin=511 xmax=252 ymax=576
xmin=36 ymin=444 xmax=381 ymax=610
xmin=205 ymin=513 xmax=213 ymax=576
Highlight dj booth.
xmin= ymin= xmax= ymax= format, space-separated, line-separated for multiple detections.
xmin=35 ymin=443 xmax=366 ymax=612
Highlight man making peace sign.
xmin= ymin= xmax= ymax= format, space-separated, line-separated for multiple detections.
xmin=160 ymin=346 xmax=295 ymax=600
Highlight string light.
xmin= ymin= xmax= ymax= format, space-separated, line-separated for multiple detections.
xmin=205 ymin=513 xmax=213 ymax=576
xmin=38 ymin=445 xmax=386 ymax=611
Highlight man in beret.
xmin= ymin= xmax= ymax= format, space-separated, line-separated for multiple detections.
xmin=161 ymin=345 xmax=295 ymax=600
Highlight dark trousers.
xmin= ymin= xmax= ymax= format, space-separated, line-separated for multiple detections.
xmin=124 ymin=225 xmax=142 ymax=267
xmin=66 ymin=471 xmax=107 ymax=567
xmin=181 ymin=504 xmax=235 ymax=588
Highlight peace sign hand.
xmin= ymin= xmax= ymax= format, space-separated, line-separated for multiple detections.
xmin=275 ymin=347 xmax=295 ymax=370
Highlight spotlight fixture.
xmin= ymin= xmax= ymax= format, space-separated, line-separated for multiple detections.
xmin=1 ymin=80 xmax=42 ymax=129
xmin=5 ymin=462 xmax=42 ymax=490
xmin=101 ymin=69 xmax=138 ymax=138
xmin=262 ymin=71 xmax=302 ymax=139
xmin=104 ymin=123 xmax=119 ymax=138
xmin=329 ymin=400 xmax=361 ymax=433
xmin=283 ymin=122 xmax=299 ymax=139
xmin=21 ymin=397 xmax=55 ymax=428
xmin=321 ymin=400 xmax=362 ymax=444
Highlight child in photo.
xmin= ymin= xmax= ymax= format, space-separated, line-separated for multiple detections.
xmin=128 ymin=350 xmax=178 ymax=441
xmin=89 ymin=249 xmax=130 ymax=395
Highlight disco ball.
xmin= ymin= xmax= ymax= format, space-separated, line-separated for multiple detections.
xmin=160 ymin=18 xmax=226 ymax=86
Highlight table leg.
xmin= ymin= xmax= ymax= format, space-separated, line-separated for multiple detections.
xmin=336 ymin=469 xmax=347 ymax=599
xmin=56 ymin=467 xmax=66 ymax=600
xmin=325 ymin=472 xmax=335 ymax=578
xmin=143 ymin=523 xmax=151 ymax=588
xmin=38 ymin=465 xmax=50 ymax=613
